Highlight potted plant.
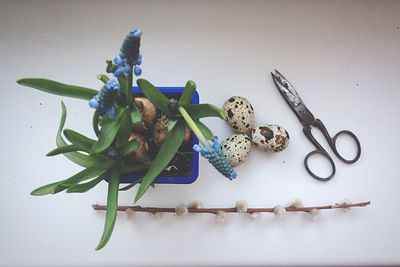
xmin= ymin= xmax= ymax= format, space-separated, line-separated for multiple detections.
xmin=16 ymin=28 xmax=236 ymax=250
xmin=119 ymin=86 xmax=200 ymax=185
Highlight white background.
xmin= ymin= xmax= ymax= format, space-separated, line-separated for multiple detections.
xmin=1 ymin=0 xmax=400 ymax=266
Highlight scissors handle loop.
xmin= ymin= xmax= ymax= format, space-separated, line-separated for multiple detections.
xmin=332 ymin=130 xmax=361 ymax=163
xmin=312 ymin=119 xmax=361 ymax=164
xmin=304 ymin=149 xmax=336 ymax=181
xmin=303 ymin=120 xmax=361 ymax=181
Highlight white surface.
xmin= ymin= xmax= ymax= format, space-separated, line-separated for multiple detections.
xmin=1 ymin=0 xmax=400 ymax=266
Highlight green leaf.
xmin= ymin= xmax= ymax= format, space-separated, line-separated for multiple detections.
xmin=55 ymin=161 xmax=115 ymax=193
xmin=33 ymin=103 xmax=115 ymax=196
xmin=135 ymin=123 xmax=185 ymax=202
xmin=31 ymin=181 xmax=64 ymax=196
xmin=119 ymin=181 xmax=139 ymax=191
xmin=92 ymin=110 xmax=100 ymax=136
xmin=118 ymin=140 xmax=139 ymax=157
xmin=56 ymin=102 xmax=110 ymax=168
xmin=99 ymin=107 xmax=123 ymax=126
xmin=115 ymin=108 xmax=132 ymax=147
xmin=46 ymin=144 xmax=81 ymax=156
xmin=179 ymin=80 xmax=196 ymax=107
xmin=130 ymin=103 xmax=142 ymax=126
xmin=17 ymin=78 xmax=97 ymax=100
xmin=136 ymin=79 xmax=170 ymax=116
xmin=167 ymin=118 xmax=178 ymax=132
xmin=64 ymin=129 xmax=96 ymax=153
xmin=66 ymin=172 xmax=108 ymax=193
xmin=186 ymin=104 xmax=227 ymax=120
xmin=96 ymin=170 xmax=119 ymax=250
xmin=91 ymin=114 xmax=122 ymax=154
xmin=194 ymin=120 xmax=214 ymax=140
xmin=32 ymin=163 xmax=114 ymax=196
xmin=118 ymin=76 xmax=127 ymax=92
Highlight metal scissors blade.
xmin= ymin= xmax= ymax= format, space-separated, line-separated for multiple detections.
xmin=271 ymin=69 xmax=315 ymax=125
xmin=270 ymin=69 xmax=361 ymax=182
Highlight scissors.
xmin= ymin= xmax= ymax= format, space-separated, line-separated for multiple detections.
xmin=271 ymin=70 xmax=361 ymax=181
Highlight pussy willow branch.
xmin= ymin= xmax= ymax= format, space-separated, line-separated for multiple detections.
xmin=92 ymin=201 xmax=370 ymax=214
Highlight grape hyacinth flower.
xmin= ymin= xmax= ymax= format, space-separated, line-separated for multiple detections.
xmin=193 ymin=136 xmax=237 ymax=180
xmin=88 ymin=79 xmax=120 ymax=117
xmin=178 ymin=106 xmax=237 ymax=181
xmin=113 ymin=28 xmax=143 ymax=78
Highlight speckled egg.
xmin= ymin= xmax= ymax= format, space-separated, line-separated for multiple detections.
xmin=221 ymin=134 xmax=252 ymax=167
xmin=250 ymin=124 xmax=290 ymax=152
xmin=222 ymin=96 xmax=255 ymax=134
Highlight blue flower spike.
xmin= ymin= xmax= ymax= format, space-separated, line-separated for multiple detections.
xmin=179 ymin=105 xmax=237 ymax=181
xmin=88 ymin=79 xmax=121 ymax=117
xmin=113 ymin=28 xmax=143 ymax=78
xmin=130 ymin=28 xmax=142 ymax=38
xmin=193 ymin=136 xmax=237 ymax=180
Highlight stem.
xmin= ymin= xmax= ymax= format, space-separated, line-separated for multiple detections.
xmin=92 ymin=110 xmax=100 ymax=137
xmin=92 ymin=201 xmax=371 ymax=215
xmin=178 ymin=106 xmax=208 ymax=145
xmin=127 ymin=71 xmax=133 ymax=101
xmin=128 ymin=71 xmax=133 ymax=91
xmin=106 ymin=60 xmax=118 ymax=73
xmin=97 ymin=74 xmax=110 ymax=84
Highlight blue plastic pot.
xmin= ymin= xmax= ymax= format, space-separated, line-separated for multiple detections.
xmin=118 ymin=86 xmax=199 ymax=184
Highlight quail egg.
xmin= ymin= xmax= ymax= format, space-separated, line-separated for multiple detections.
xmin=250 ymin=124 xmax=290 ymax=152
xmin=222 ymin=96 xmax=255 ymax=134
xmin=221 ymin=134 xmax=252 ymax=167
